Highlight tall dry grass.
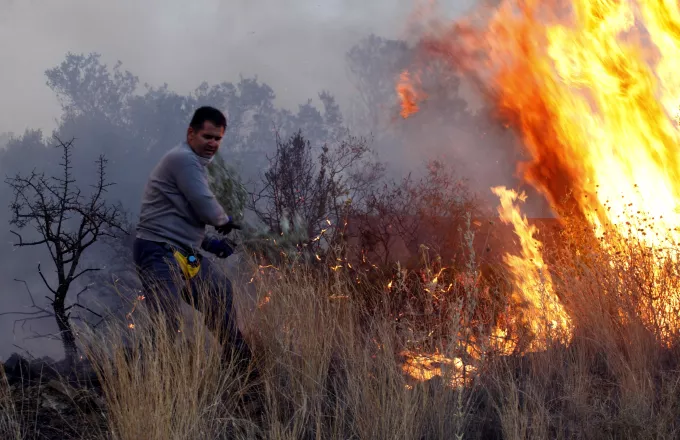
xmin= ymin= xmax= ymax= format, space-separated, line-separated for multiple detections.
xmin=244 ymin=262 xmax=481 ymax=440
xmin=77 ymin=245 xmax=485 ymax=440
xmin=0 ymin=363 xmax=22 ymax=440
xmin=481 ymin=216 xmax=680 ymax=440
xmin=65 ymin=215 xmax=680 ymax=439
xmin=80 ymin=272 xmax=259 ymax=440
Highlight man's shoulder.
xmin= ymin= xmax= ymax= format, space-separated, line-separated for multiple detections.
xmin=161 ymin=143 xmax=201 ymax=169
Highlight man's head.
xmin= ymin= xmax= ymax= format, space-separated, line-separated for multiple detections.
xmin=187 ymin=106 xmax=227 ymax=159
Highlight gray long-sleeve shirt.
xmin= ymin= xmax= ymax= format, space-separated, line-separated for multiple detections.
xmin=136 ymin=141 xmax=230 ymax=252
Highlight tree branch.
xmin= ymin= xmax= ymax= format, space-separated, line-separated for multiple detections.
xmin=9 ymin=230 xmax=48 ymax=247
xmin=72 ymin=267 xmax=100 ymax=282
xmin=36 ymin=263 xmax=57 ymax=295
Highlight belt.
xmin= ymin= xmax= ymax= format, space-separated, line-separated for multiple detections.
xmin=145 ymin=239 xmax=196 ymax=257
xmin=153 ymin=240 xmax=202 ymax=279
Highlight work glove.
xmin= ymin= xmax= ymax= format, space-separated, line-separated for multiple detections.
xmin=215 ymin=216 xmax=241 ymax=235
xmin=202 ymin=238 xmax=234 ymax=259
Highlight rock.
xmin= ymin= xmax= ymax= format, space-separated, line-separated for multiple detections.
xmin=46 ymin=379 xmax=76 ymax=399
xmin=2 ymin=353 xmax=29 ymax=379
xmin=41 ymin=390 xmax=71 ymax=412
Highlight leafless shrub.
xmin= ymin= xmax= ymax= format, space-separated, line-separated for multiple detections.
xmin=246 ymin=129 xmax=383 ymax=263
xmin=3 ymin=137 xmax=126 ymax=367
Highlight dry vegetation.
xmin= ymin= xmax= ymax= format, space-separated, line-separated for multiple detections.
xmin=4 ymin=211 xmax=680 ymax=439
xmin=0 ymin=364 xmax=22 ymax=440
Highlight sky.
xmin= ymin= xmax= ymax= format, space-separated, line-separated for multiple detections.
xmin=0 ymin=0 xmax=477 ymax=137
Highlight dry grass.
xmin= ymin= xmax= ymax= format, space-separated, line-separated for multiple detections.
xmin=77 ymin=258 xmax=479 ymax=440
xmin=480 ymin=216 xmax=680 ymax=440
xmin=12 ymin=213 xmax=680 ymax=439
xmin=243 ymin=264 xmax=476 ymax=440
xmin=79 ymin=274 xmax=259 ymax=440
xmin=0 ymin=363 xmax=22 ymax=440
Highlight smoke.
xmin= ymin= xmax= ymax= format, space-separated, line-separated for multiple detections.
xmin=0 ymin=0 xmax=436 ymax=136
xmin=380 ymin=1 xmax=555 ymax=218
xmin=0 ymin=0 xmax=545 ymax=362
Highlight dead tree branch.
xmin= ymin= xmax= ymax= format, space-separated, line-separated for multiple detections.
xmin=3 ymin=137 xmax=126 ymax=367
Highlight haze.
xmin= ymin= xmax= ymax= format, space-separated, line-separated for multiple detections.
xmin=0 ymin=0 xmax=476 ymax=136
xmin=0 ymin=0 xmax=530 ymax=362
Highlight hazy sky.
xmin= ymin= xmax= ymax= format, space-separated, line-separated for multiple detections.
xmin=0 ymin=0 xmax=477 ymax=137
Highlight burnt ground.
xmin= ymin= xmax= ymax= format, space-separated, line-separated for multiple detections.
xmin=2 ymin=353 xmax=108 ymax=440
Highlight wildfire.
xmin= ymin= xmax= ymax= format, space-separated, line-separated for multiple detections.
xmin=395 ymin=0 xmax=680 ymax=347
xmin=447 ymin=0 xmax=680 ymax=248
xmin=397 ymin=0 xmax=680 ymax=243
xmin=400 ymin=350 xmax=475 ymax=388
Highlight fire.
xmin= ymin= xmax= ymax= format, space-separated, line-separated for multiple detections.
xmin=443 ymin=0 xmax=680 ymax=249
xmin=397 ymin=70 xmax=426 ymax=118
xmin=400 ymin=350 xmax=474 ymax=388
xmin=492 ymin=186 xmax=572 ymax=345
xmin=396 ymin=0 xmax=680 ymax=346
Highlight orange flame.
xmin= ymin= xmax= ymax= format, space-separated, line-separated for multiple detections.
xmin=401 ymin=350 xmax=474 ymax=387
xmin=493 ymin=186 xmax=572 ymax=345
xmin=397 ymin=0 xmax=680 ymax=344
xmin=397 ymin=70 xmax=426 ymax=118
xmin=443 ymin=0 xmax=680 ymax=248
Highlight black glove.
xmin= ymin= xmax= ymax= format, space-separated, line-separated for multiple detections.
xmin=202 ymin=238 xmax=234 ymax=259
xmin=215 ymin=217 xmax=241 ymax=235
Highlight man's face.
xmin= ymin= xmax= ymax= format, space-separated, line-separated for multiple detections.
xmin=187 ymin=121 xmax=225 ymax=159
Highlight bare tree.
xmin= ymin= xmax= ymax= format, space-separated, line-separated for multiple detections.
xmin=3 ymin=137 xmax=126 ymax=367
xmin=248 ymin=129 xmax=383 ymax=258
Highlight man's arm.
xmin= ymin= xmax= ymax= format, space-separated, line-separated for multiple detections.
xmin=171 ymin=154 xmax=230 ymax=227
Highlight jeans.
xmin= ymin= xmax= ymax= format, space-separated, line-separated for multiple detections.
xmin=132 ymin=237 xmax=251 ymax=363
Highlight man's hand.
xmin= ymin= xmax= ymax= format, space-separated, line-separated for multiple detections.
xmin=216 ymin=216 xmax=241 ymax=235
xmin=202 ymin=238 xmax=234 ymax=259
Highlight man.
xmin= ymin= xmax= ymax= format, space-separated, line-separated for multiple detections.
xmin=132 ymin=106 xmax=251 ymax=366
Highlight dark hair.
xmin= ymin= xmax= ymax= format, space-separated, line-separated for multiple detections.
xmin=189 ymin=106 xmax=227 ymax=131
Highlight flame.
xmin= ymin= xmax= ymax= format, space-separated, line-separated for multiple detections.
xmin=400 ymin=350 xmax=475 ymax=387
xmin=396 ymin=0 xmax=680 ymax=240
xmin=397 ymin=70 xmax=426 ymax=118
xmin=442 ymin=0 xmax=680 ymax=249
xmin=396 ymin=0 xmax=680 ymax=343
xmin=492 ymin=186 xmax=572 ymax=344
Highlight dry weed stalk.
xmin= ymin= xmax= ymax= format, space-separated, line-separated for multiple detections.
xmin=0 ymin=364 xmax=22 ymax=440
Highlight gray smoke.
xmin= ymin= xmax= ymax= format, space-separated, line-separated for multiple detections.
xmin=0 ymin=0 xmax=479 ymax=136
xmin=0 ymin=0 xmax=544 ymax=362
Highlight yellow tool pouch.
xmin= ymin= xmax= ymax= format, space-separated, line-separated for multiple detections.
xmin=173 ymin=250 xmax=201 ymax=280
